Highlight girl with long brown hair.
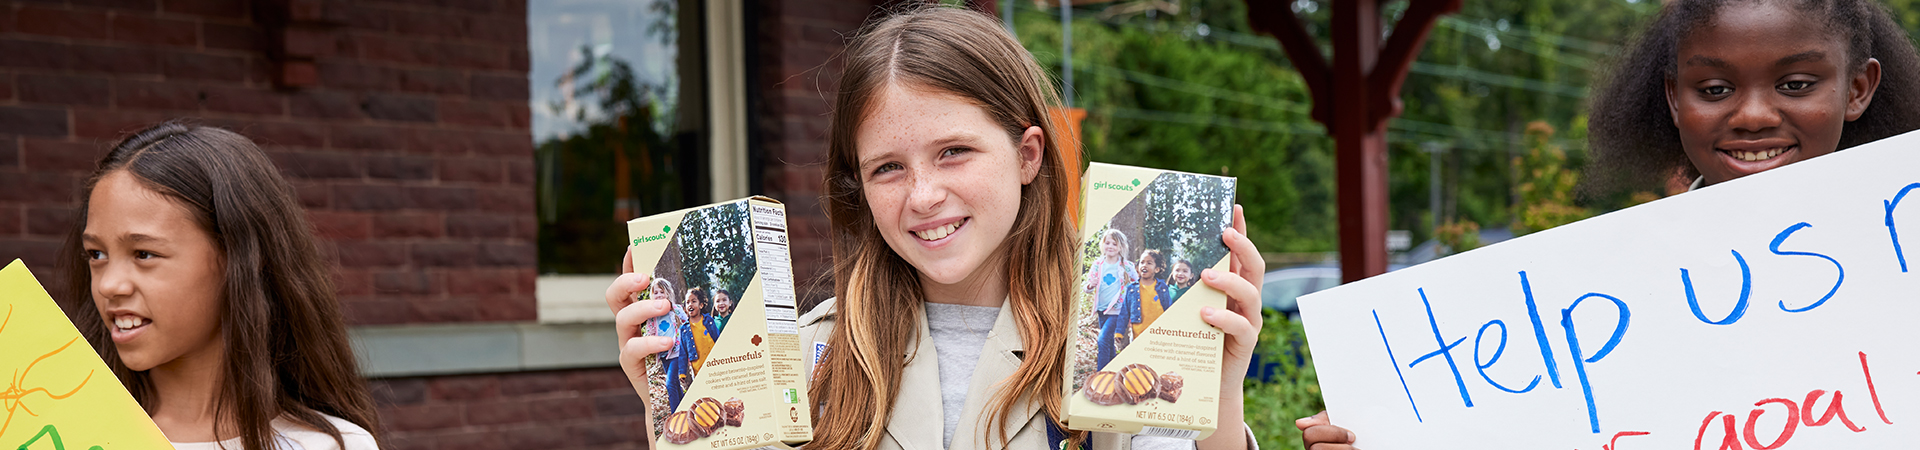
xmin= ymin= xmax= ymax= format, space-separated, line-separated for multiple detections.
xmin=605 ymin=6 xmax=1266 ymax=450
xmin=60 ymin=121 xmax=380 ymax=450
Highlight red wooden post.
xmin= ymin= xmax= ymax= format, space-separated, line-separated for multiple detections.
xmin=1246 ymin=0 xmax=1461 ymax=283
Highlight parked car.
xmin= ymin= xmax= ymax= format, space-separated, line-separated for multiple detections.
xmin=1248 ymin=263 xmax=1405 ymax=382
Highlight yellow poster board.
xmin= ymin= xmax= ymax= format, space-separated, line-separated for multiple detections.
xmin=0 ymin=259 xmax=175 ymax=450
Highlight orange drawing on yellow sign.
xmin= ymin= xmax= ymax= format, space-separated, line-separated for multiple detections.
xmin=0 ymin=259 xmax=175 ymax=450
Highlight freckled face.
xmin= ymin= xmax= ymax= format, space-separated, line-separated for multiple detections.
xmin=84 ymin=171 xmax=227 ymax=372
xmin=856 ymin=83 xmax=1043 ymax=286
xmin=1668 ymin=4 xmax=1878 ymax=186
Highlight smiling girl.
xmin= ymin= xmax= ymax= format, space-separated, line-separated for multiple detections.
xmin=59 ymin=122 xmax=379 ymax=450
xmin=605 ymin=6 xmax=1265 ymax=450
xmin=1302 ymin=1 xmax=1920 ymax=448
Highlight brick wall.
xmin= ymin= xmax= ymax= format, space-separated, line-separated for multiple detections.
xmin=750 ymin=0 xmax=883 ymax=311
xmin=371 ymin=368 xmax=648 ymax=450
xmin=0 ymin=0 xmax=536 ymax=323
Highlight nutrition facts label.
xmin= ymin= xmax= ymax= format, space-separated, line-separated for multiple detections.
xmin=750 ymin=204 xmax=798 ymax=335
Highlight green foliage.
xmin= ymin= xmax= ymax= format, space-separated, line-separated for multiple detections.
xmin=674 ymin=203 xmax=759 ymax=299
xmin=1512 ymin=120 xmax=1591 ymax=235
xmin=1434 ymin=219 xmax=1482 ymax=255
xmin=1243 ymin=314 xmax=1323 ymax=450
xmin=1141 ymin=173 xmax=1236 ymax=268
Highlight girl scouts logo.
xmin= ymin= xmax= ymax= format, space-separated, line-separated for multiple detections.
xmin=1092 ymin=179 xmax=1141 ymax=192
xmin=1103 ymin=273 xmax=1117 ymax=286
xmin=633 ymin=225 xmax=672 ymax=245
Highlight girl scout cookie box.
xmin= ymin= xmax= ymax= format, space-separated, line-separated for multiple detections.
xmin=628 ymin=196 xmax=812 ymax=450
xmin=1065 ymin=163 xmax=1236 ymax=440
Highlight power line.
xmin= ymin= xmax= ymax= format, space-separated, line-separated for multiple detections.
xmin=1408 ymin=62 xmax=1588 ymax=97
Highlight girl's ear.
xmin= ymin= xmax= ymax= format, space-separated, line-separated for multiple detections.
xmin=1845 ymin=58 xmax=1883 ymax=122
xmin=1018 ymin=125 xmax=1045 ymax=185
xmin=1664 ymin=78 xmax=1683 ymax=128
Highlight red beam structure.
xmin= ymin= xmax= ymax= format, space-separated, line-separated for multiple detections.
xmin=1246 ymin=0 xmax=1462 ymax=283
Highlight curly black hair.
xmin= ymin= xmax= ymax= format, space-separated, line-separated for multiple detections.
xmin=1583 ymin=0 xmax=1920 ymax=196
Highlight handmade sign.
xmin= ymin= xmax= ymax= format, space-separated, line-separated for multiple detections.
xmin=0 ymin=260 xmax=175 ymax=450
xmin=1299 ymin=131 xmax=1920 ymax=450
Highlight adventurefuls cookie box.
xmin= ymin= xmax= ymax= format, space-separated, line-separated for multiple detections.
xmin=627 ymin=197 xmax=812 ymax=450
xmin=1065 ymin=163 xmax=1236 ymax=440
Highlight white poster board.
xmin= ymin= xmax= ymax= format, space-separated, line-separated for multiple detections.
xmin=1298 ymin=131 xmax=1920 ymax=450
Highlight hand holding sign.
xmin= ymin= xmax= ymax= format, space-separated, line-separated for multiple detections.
xmin=1298 ymin=131 xmax=1920 ymax=449
xmin=0 ymin=260 xmax=175 ymax=450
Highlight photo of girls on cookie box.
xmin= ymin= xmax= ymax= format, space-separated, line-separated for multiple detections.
xmin=628 ymin=197 xmax=812 ymax=450
xmin=1065 ymin=163 xmax=1235 ymax=440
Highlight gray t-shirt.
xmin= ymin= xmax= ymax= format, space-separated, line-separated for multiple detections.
xmin=925 ymin=303 xmax=1194 ymax=450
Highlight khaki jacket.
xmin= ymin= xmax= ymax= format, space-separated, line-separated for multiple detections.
xmin=799 ymin=298 xmax=1134 ymax=450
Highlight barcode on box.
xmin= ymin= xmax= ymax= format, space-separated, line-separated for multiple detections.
xmin=1138 ymin=426 xmax=1201 ymax=440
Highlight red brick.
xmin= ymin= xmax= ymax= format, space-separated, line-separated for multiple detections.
xmin=407 ymin=129 xmax=475 ymax=155
xmin=0 ymin=74 xmax=12 ymax=101
xmin=290 ymin=91 xmax=365 ymax=120
xmin=370 ymin=378 xmax=427 ymax=406
xmin=202 ymin=86 xmax=285 ymax=115
xmin=110 ymin=14 xmax=198 ymax=47
xmin=342 ymin=297 xmax=409 ymax=325
xmin=475 ymin=187 xmax=530 ymax=213
xmin=497 ymin=371 xmax=565 ymax=396
xmin=114 ymin=80 xmax=202 ymax=111
xmin=467 ymin=16 xmax=524 ymax=46
xmin=17 ymin=7 xmax=108 ymax=41
xmin=373 ymin=270 xmax=434 ymax=294
xmin=0 ymin=137 xmax=17 ymax=169
xmin=412 ymin=242 xmax=476 ymax=266
xmin=22 ymin=138 xmax=104 ymax=172
xmin=71 ymin=44 xmax=160 ymax=75
xmin=18 ymin=74 xmax=109 ymax=107
xmin=0 ymin=239 xmax=64 ymax=272
xmin=392 ymin=10 xmax=468 ymax=40
xmin=570 ymin=418 xmax=643 ymax=446
xmin=318 ymin=62 xmax=397 ymax=91
xmin=25 ymin=205 xmax=75 ymax=237
xmin=72 ymin=108 xmax=168 ymax=139
xmin=464 ymin=400 xmax=529 ymax=426
xmin=505 ymin=105 xmax=526 ymax=129
xmin=437 ymin=158 xmax=501 ymax=184
xmin=433 ymin=42 xmax=507 ymax=71
xmin=336 ymin=241 xmax=409 ymax=266
xmin=477 ymin=243 xmax=531 ymax=267
xmin=355 ymin=34 xmax=425 ymax=65
xmin=438 ymin=99 xmax=510 ymax=128
xmin=507 ymin=48 xmax=527 ymax=72
xmin=204 ymin=23 xmax=264 ymax=52
xmin=445 ymin=268 xmax=512 ymax=295
xmin=470 ymin=131 xmax=530 ymax=156
xmin=366 ymin=154 xmax=435 ymax=180
xmin=214 ymin=120 xmax=328 ymax=148
xmin=511 ymin=216 xmax=534 ymax=240
xmin=399 ymin=69 xmax=467 ymax=95
xmin=292 ymin=181 xmax=330 ymax=208
xmin=334 ymin=184 xmax=411 ymax=210
xmin=410 ymin=186 xmax=476 ymax=211
xmin=468 ymin=74 xmax=526 ymax=101
xmin=282 ymin=25 xmax=336 ymax=57
xmin=0 ymin=40 xmax=69 ymax=70
xmin=524 ymin=396 xmax=593 ymax=421
xmin=429 ymin=374 xmax=500 ymax=401
xmin=472 ymin=293 xmax=534 ymax=321
xmin=445 ymin=213 xmax=510 ymax=239
xmin=564 ymin=368 xmax=630 ymax=391
xmin=362 ymin=94 xmax=437 ymax=123
xmin=499 ymin=424 xmax=571 ymax=449
xmin=408 ymin=299 xmax=473 ymax=323
xmin=424 ymin=430 xmax=508 ymax=450
xmin=329 ymin=125 xmax=408 ymax=152
xmin=268 ymin=150 xmax=361 ymax=179
xmin=163 ymin=52 xmax=247 ymax=82
xmin=73 ymin=0 xmax=162 ymax=10
xmin=504 ymin=160 xmax=532 ymax=186
xmin=334 ymin=268 xmax=373 ymax=296
xmin=306 ymin=210 xmax=371 ymax=240
xmin=324 ymin=4 xmax=392 ymax=31
xmin=373 ymin=212 xmax=442 ymax=238
xmin=591 ymin=392 xmax=645 ymax=417
xmin=164 ymin=0 xmax=248 ymax=18
xmin=385 ymin=404 xmax=464 ymax=431
xmin=0 ymin=207 xmax=21 ymax=236
xmin=0 ymin=107 xmax=69 ymax=137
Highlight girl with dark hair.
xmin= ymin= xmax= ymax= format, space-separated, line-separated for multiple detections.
xmin=1168 ymin=257 xmax=1199 ymax=300
xmin=61 ymin=121 xmax=379 ymax=450
xmin=1305 ymin=1 xmax=1920 ymax=448
xmin=606 ymin=5 xmax=1267 ymax=450
xmin=683 ymin=287 xmax=715 ymax=374
xmin=1126 ymin=249 xmax=1172 ymax=338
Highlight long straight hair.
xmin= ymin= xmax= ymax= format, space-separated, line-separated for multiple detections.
xmin=59 ymin=121 xmax=380 ymax=449
xmin=813 ymin=6 xmax=1082 ymax=449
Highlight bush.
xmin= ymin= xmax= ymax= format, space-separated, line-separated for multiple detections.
xmin=1243 ymin=312 xmax=1324 ymax=450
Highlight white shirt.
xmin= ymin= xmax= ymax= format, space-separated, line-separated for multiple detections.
xmin=170 ymin=414 xmax=378 ymax=450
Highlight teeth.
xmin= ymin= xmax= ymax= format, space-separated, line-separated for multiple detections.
xmin=114 ymin=316 xmax=143 ymax=330
xmin=913 ymin=220 xmax=963 ymax=241
xmin=1731 ymin=147 xmax=1789 ymax=162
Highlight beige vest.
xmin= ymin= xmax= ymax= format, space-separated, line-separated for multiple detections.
xmin=799 ymin=298 xmax=1132 ymax=450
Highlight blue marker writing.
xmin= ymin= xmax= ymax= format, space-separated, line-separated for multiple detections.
xmin=1474 ymin=319 xmax=1541 ymax=394
xmin=1559 ymin=292 xmax=1631 ymax=434
xmin=1884 ymin=182 xmax=1920 ymax=272
xmin=1681 ymin=250 xmax=1751 ymax=325
xmin=1519 ymin=271 xmax=1562 ymax=389
xmin=1408 ymin=288 xmax=1474 ymax=407
xmin=1769 ymin=222 xmax=1844 ymax=313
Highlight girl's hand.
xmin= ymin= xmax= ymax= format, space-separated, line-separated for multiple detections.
xmin=604 ymin=248 xmax=677 ymax=401
xmin=1197 ymin=204 xmax=1264 ymax=450
xmin=1296 ymin=411 xmax=1359 ymax=450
